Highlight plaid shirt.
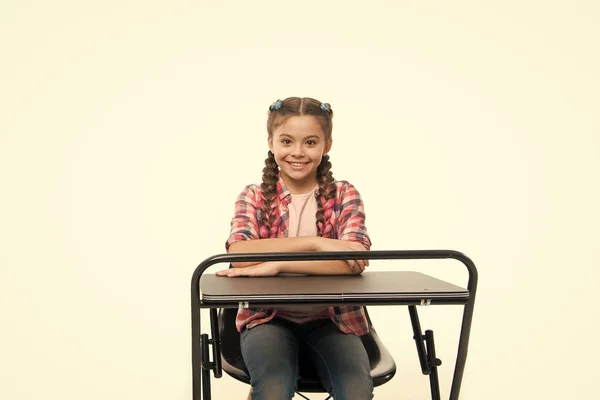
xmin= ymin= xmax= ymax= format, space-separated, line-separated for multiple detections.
xmin=225 ymin=176 xmax=372 ymax=336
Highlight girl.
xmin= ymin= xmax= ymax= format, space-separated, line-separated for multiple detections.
xmin=217 ymin=97 xmax=374 ymax=400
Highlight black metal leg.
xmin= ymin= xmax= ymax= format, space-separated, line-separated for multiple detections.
xmin=425 ymin=330 xmax=441 ymax=400
xmin=408 ymin=306 xmax=442 ymax=400
xmin=202 ymin=369 xmax=211 ymax=399
xmin=408 ymin=306 xmax=430 ymax=375
xmin=192 ymin=304 xmax=202 ymax=399
xmin=210 ymin=309 xmax=222 ymax=378
xmin=409 ymin=300 xmax=476 ymax=400
xmin=201 ymin=334 xmax=212 ymax=399
xmin=449 ymin=300 xmax=476 ymax=400
xmin=193 ymin=308 xmax=222 ymax=400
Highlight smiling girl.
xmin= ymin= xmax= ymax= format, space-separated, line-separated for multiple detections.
xmin=218 ymin=97 xmax=374 ymax=399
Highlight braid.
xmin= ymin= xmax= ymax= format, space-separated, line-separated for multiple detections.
xmin=260 ymin=151 xmax=280 ymax=238
xmin=315 ymin=155 xmax=336 ymax=238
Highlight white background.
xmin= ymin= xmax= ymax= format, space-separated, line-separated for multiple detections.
xmin=1 ymin=1 xmax=598 ymax=399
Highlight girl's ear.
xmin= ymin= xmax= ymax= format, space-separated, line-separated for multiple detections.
xmin=268 ymin=136 xmax=274 ymax=153
xmin=324 ymin=138 xmax=333 ymax=155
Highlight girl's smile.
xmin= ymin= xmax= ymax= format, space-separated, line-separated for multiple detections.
xmin=287 ymin=161 xmax=309 ymax=169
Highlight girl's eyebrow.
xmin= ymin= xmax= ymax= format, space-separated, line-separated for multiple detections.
xmin=278 ymin=133 xmax=321 ymax=140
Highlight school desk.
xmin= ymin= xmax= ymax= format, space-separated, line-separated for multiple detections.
xmin=191 ymin=250 xmax=477 ymax=400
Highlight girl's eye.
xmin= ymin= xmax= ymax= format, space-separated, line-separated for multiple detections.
xmin=282 ymin=139 xmax=291 ymax=145
xmin=306 ymin=140 xmax=316 ymax=145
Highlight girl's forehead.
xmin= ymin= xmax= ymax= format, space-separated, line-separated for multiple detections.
xmin=274 ymin=116 xmax=325 ymax=137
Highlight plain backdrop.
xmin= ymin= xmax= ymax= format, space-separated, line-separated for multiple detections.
xmin=1 ymin=1 xmax=599 ymax=399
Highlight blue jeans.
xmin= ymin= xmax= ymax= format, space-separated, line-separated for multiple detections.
xmin=240 ymin=317 xmax=374 ymax=400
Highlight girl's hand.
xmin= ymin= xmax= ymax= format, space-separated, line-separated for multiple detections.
xmin=316 ymin=238 xmax=370 ymax=273
xmin=216 ymin=262 xmax=280 ymax=278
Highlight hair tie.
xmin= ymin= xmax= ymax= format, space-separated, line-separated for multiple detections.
xmin=320 ymin=103 xmax=331 ymax=113
xmin=269 ymin=99 xmax=283 ymax=111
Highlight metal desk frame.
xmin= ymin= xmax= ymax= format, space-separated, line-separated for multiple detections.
xmin=191 ymin=250 xmax=478 ymax=400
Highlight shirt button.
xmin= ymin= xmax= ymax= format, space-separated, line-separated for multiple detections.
xmin=281 ymin=205 xmax=288 ymax=212
xmin=280 ymin=232 xmax=284 ymax=237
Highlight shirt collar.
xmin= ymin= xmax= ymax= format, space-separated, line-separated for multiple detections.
xmin=275 ymin=174 xmax=320 ymax=202
xmin=276 ymin=175 xmax=291 ymax=201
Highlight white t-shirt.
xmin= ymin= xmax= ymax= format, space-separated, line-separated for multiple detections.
xmin=276 ymin=187 xmax=331 ymax=323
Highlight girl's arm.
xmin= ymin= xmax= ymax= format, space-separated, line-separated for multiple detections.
xmin=227 ymin=236 xmax=368 ymax=272
xmin=217 ymin=258 xmax=360 ymax=277
xmin=229 ymin=236 xmax=318 ymax=252
xmin=228 ymin=237 xmax=316 ymax=268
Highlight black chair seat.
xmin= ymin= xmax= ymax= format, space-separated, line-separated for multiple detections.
xmin=218 ymin=308 xmax=396 ymax=393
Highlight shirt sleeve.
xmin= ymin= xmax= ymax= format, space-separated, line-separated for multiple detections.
xmin=337 ymin=182 xmax=372 ymax=250
xmin=225 ymin=185 xmax=261 ymax=251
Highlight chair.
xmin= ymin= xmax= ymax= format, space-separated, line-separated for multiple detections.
xmin=217 ymin=307 xmax=396 ymax=399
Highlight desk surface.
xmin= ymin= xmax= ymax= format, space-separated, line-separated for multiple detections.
xmin=201 ymin=271 xmax=468 ymax=304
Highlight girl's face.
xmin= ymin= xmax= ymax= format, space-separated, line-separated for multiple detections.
xmin=269 ymin=115 xmax=332 ymax=194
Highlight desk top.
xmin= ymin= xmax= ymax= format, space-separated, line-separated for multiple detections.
xmin=200 ymin=271 xmax=468 ymax=304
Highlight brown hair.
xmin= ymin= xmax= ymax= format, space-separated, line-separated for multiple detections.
xmin=259 ymin=97 xmax=336 ymax=239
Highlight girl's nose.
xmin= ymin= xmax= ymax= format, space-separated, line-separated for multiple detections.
xmin=292 ymin=146 xmax=304 ymax=157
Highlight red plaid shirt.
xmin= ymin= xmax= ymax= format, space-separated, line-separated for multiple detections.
xmin=225 ymin=176 xmax=372 ymax=336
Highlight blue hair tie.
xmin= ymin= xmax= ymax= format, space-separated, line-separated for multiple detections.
xmin=269 ymin=99 xmax=283 ymax=111
xmin=320 ymin=103 xmax=331 ymax=113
